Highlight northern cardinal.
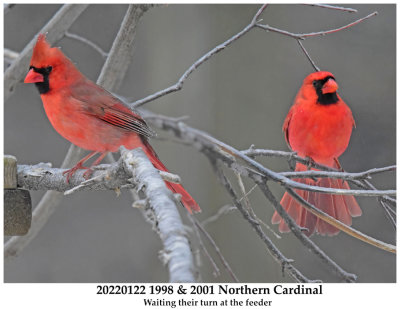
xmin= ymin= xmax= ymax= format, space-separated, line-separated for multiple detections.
xmin=24 ymin=34 xmax=200 ymax=213
xmin=272 ymin=71 xmax=362 ymax=236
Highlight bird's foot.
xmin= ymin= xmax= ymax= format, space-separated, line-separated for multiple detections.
xmin=82 ymin=168 xmax=94 ymax=180
xmin=63 ymin=163 xmax=89 ymax=183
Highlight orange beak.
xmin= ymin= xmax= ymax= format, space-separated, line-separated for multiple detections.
xmin=321 ymin=78 xmax=338 ymax=94
xmin=24 ymin=68 xmax=44 ymax=83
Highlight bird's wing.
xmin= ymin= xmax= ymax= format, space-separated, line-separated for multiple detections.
xmin=282 ymin=106 xmax=293 ymax=150
xmin=70 ymin=79 xmax=156 ymax=138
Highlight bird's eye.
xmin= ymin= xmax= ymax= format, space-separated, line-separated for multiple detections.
xmin=46 ymin=66 xmax=53 ymax=73
xmin=312 ymin=80 xmax=317 ymax=86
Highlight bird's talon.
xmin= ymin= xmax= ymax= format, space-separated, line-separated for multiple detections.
xmin=82 ymin=169 xmax=94 ymax=180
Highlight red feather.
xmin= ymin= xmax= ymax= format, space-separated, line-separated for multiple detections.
xmin=24 ymin=34 xmax=200 ymax=213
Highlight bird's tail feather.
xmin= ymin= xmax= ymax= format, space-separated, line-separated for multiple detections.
xmin=140 ymin=138 xmax=201 ymax=213
xmin=272 ymin=162 xmax=361 ymax=236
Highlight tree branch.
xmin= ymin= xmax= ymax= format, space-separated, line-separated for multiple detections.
xmin=131 ymin=4 xmax=269 ymax=108
xmin=209 ymin=158 xmax=317 ymax=283
xmin=286 ymin=187 xmax=396 ymax=253
xmin=304 ymin=4 xmax=358 ymax=13
xmin=143 ymin=111 xmax=395 ymax=198
xmin=120 ymin=147 xmax=196 ymax=282
xmin=64 ymin=31 xmax=108 ymax=59
xmin=256 ymin=182 xmax=357 ymax=282
xmin=255 ymin=11 xmax=378 ymax=40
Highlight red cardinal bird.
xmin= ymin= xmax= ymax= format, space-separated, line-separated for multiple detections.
xmin=272 ymin=71 xmax=362 ymax=236
xmin=24 ymin=34 xmax=200 ymax=213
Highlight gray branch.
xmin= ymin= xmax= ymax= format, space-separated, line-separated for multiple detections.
xmin=16 ymin=160 xmax=179 ymax=194
xmin=143 ymin=111 xmax=395 ymax=198
xmin=4 ymin=4 xmax=89 ymax=100
xmin=209 ymin=158 xmax=316 ymax=283
xmin=130 ymin=4 xmax=269 ymax=108
xmin=141 ymin=111 xmax=395 ymax=281
xmin=120 ymin=147 xmax=195 ymax=283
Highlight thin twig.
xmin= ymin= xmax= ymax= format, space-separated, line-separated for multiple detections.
xmin=301 ymin=11 xmax=378 ymax=38
xmin=201 ymin=205 xmax=237 ymax=227
xmin=191 ymin=216 xmax=239 ymax=282
xmin=255 ymin=11 xmax=377 ymax=40
xmin=210 ymin=159 xmax=316 ymax=283
xmin=256 ymin=182 xmax=357 ymax=282
xmin=65 ymin=31 xmax=108 ymax=58
xmin=131 ymin=4 xmax=269 ymax=108
xmin=297 ymin=40 xmax=320 ymax=71
xmin=286 ymin=187 xmax=396 ymax=253
xmin=130 ymin=6 xmax=376 ymax=109
xmin=304 ymin=4 xmax=358 ymax=13
xmin=280 ymin=165 xmax=396 ymax=180
xmin=188 ymin=214 xmax=221 ymax=277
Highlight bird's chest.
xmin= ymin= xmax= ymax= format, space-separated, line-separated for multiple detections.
xmin=288 ymin=102 xmax=353 ymax=162
xmin=40 ymin=92 xmax=90 ymax=147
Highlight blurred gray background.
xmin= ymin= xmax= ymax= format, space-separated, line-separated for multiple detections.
xmin=4 ymin=4 xmax=395 ymax=283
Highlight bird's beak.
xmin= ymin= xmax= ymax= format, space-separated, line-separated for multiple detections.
xmin=24 ymin=68 xmax=44 ymax=83
xmin=322 ymin=78 xmax=338 ymax=94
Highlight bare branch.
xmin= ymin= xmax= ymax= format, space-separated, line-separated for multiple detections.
xmin=301 ymin=11 xmax=378 ymax=38
xmin=255 ymin=11 xmax=378 ymax=40
xmin=131 ymin=4 xmax=269 ymax=108
xmin=65 ymin=31 xmax=108 ymax=58
xmin=4 ymin=48 xmax=19 ymax=64
xmin=256 ymin=182 xmax=357 ymax=282
xmin=304 ymin=4 xmax=358 ymax=13
xmin=130 ymin=5 xmax=376 ymax=110
xmin=190 ymin=215 xmax=239 ymax=282
xmin=97 ymin=4 xmax=157 ymax=90
xmin=143 ymin=111 xmax=395 ymax=198
xmin=4 ymin=4 xmax=89 ymax=100
xmin=210 ymin=158 xmax=317 ymax=283
xmin=120 ymin=147 xmax=195 ymax=282
xmin=297 ymin=39 xmax=320 ymax=71
xmin=286 ymin=188 xmax=396 ymax=253
xmin=188 ymin=214 xmax=221 ymax=278
xmin=242 ymin=148 xmax=337 ymax=171
xmin=280 ymin=165 xmax=396 ymax=180
xmin=201 ymin=205 xmax=237 ymax=227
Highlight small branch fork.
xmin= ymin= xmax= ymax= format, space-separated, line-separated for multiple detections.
xmin=130 ymin=4 xmax=377 ymax=108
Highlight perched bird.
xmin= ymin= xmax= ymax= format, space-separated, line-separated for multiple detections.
xmin=24 ymin=34 xmax=200 ymax=213
xmin=272 ymin=71 xmax=362 ymax=236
